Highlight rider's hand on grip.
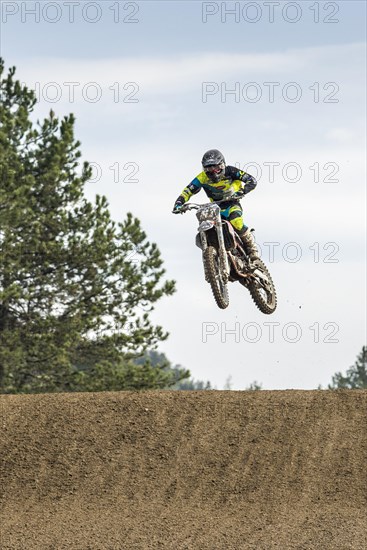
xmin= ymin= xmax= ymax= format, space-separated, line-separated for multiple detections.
xmin=173 ymin=199 xmax=185 ymax=214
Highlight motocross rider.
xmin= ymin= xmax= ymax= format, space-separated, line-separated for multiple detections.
xmin=172 ymin=149 xmax=259 ymax=260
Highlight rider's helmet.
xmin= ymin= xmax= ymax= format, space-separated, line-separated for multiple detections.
xmin=202 ymin=149 xmax=226 ymax=182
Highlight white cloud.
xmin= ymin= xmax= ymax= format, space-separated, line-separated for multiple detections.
xmin=16 ymin=42 xmax=365 ymax=98
xmin=325 ymin=128 xmax=355 ymax=143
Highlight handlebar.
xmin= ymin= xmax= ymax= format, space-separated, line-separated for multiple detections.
xmin=172 ymin=191 xmax=245 ymax=214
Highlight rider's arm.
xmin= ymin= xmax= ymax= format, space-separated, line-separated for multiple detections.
xmin=174 ymin=176 xmax=202 ymax=206
xmin=227 ymin=166 xmax=257 ymax=195
xmin=239 ymin=170 xmax=257 ymax=194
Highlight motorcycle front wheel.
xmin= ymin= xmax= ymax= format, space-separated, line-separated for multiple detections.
xmin=203 ymin=246 xmax=229 ymax=309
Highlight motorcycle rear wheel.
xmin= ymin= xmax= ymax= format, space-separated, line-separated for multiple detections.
xmin=203 ymin=246 xmax=229 ymax=309
xmin=248 ymin=258 xmax=277 ymax=314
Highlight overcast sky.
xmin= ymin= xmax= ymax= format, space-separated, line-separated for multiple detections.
xmin=2 ymin=0 xmax=366 ymax=389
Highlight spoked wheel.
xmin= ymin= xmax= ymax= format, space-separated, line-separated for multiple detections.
xmin=203 ymin=246 xmax=229 ymax=309
xmin=248 ymin=258 xmax=277 ymax=314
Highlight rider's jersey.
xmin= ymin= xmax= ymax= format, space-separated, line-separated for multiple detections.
xmin=178 ymin=166 xmax=257 ymax=203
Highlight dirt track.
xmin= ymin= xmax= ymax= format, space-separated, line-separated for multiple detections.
xmin=1 ymin=390 xmax=366 ymax=549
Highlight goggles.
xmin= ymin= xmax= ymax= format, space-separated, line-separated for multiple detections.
xmin=204 ymin=163 xmax=224 ymax=174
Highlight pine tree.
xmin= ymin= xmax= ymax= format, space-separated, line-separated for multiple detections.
xmin=0 ymin=60 xmax=182 ymax=393
xmin=328 ymin=346 xmax=367 ymax=389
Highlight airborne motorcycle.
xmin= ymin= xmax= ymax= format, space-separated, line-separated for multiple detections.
xmin=175 ymin=193 xmax=277 ymax=313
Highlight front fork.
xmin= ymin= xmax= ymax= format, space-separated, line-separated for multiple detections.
xmin=199 ymin=212 xmax=230 ymax=283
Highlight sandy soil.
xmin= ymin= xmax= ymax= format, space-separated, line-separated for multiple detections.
xmin=1 ymin=390 xmax=366 ymax=549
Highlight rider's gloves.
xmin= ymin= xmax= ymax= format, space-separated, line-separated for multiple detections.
xmin=173 ymin=197 xmax=185 ymax=213
xmin=234 ymin=189 xmax=245 ymax=200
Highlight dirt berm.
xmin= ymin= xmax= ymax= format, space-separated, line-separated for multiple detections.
xmin=1 ymin=390 xmax=366 ymax=549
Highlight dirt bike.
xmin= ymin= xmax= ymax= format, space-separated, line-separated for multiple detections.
xmin=173 ymin=192 xmax=277 ymax=313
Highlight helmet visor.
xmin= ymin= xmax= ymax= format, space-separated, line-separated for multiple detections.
xmin=204 ymin=163 xmax=224 ymax=175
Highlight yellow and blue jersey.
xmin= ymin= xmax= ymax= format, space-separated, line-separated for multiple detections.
xmin=174 ymin=166 xmax=257 ymax=236
xmin=178 ymin=166 xmax=257 ymax=203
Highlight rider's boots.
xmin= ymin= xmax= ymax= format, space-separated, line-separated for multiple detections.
xmin=240 ymin=229 xmax=259 ymax=262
